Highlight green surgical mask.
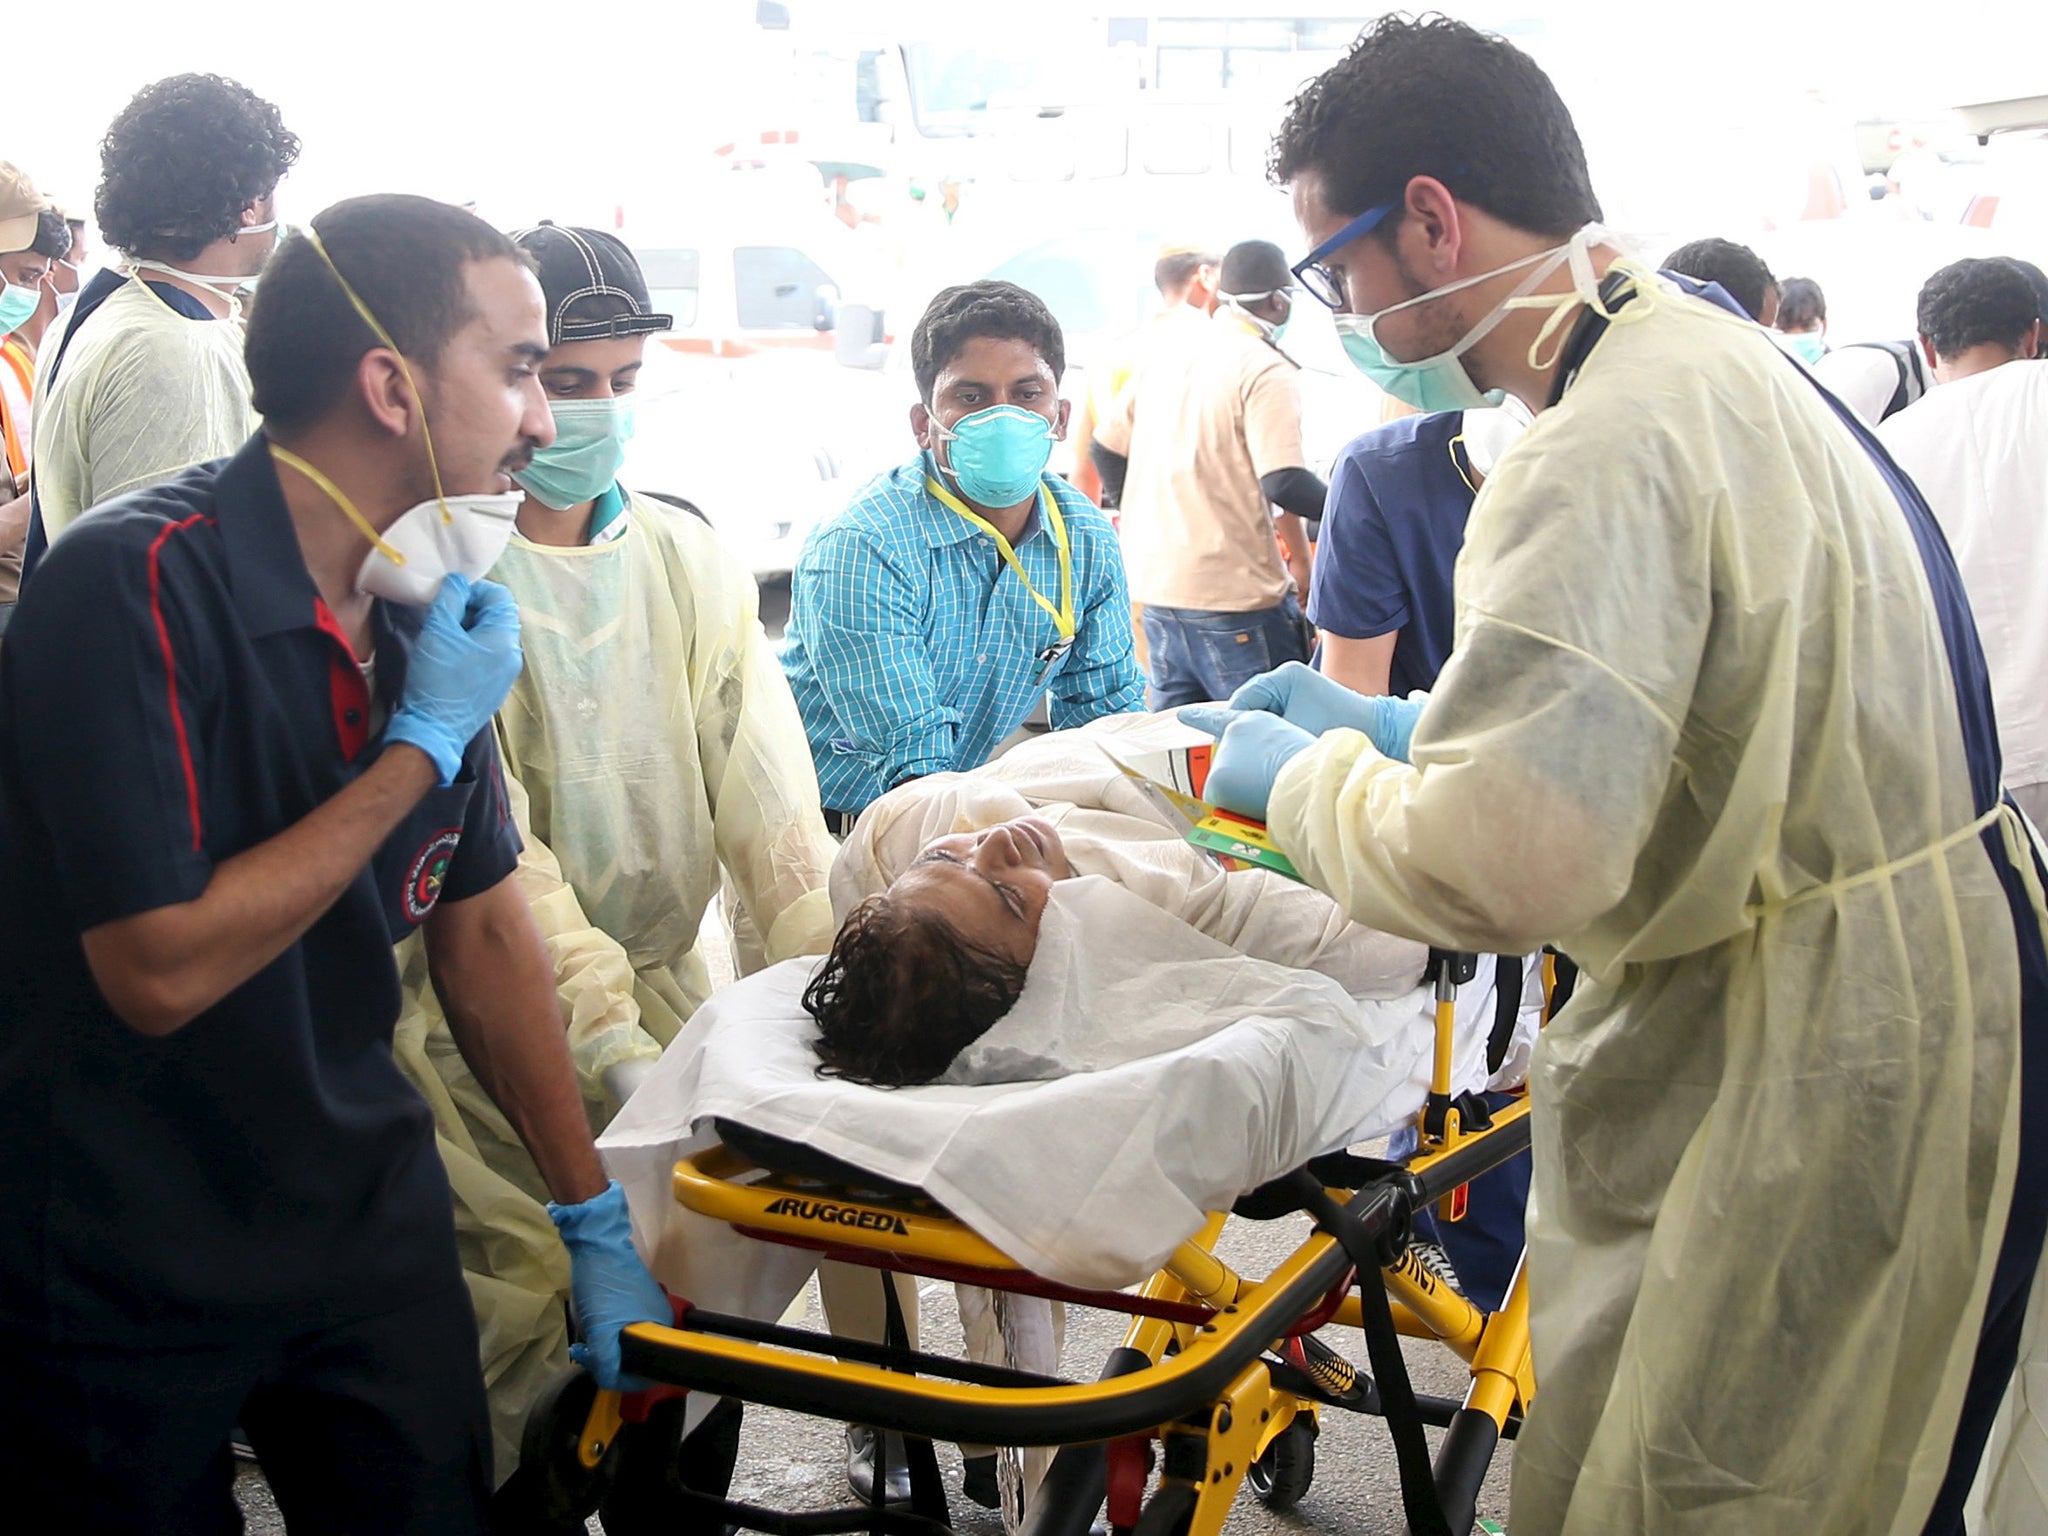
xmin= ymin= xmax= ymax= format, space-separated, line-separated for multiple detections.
xmin=0 ymin=281 xmax=40 ymax=333
xmin=1785 ymin=329 xmax=1826 ymax=366
xmin=515 ymin=398 xmax=636 ymax=511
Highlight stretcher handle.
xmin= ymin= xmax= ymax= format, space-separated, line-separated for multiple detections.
xmin=1406 ymin=1107 xmax=1532 ymax=1205
xmin=1422 ymin=949 xmax=1479 ymax=1133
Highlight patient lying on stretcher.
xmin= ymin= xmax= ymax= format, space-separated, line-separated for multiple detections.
xmin=805 ymin=713 xmax=1533 ymax=1089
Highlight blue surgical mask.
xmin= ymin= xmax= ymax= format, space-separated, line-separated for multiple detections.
xmin=936 ymin=404 xmax=1056 ymax=507
xmin=0 ymin=282 xmax=40 ymax=334
xmin=514 ymin=397 xmax=636 ymax=511
xmin=1332 ymin=224 xmax=1613 ymax=413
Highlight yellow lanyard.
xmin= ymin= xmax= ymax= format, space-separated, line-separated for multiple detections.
xmin=924 ymin=473 xmax=1076 ymax=643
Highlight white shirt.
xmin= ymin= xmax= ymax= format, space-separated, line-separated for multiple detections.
xmin=1880 ymin=362 xmax=2048 ymax=789
xmin=1813 ymin=344 xmax=1914 ymax=427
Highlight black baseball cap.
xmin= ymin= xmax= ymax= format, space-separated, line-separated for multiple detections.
xmin=510 ymin=222 xmax=672 ymax=345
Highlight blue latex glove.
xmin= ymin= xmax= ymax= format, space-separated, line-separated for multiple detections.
xmin=1175 ymin=703 xmax=1244 ymax=738
xmin=1225 ymin=662 xmax=1428 ymax=764
xmin=384 ymin=574 xmax=525 ymax=785
xmin=1201 ymin=709 xmax=1318 ymax=822
xmin=547 ymin=1179 xmax=671 ymax=1391
xmin=1225 ymin=662 xmax=1380 ymax=735
xmin=1362 ymin=693 xmax=1426 ymax=764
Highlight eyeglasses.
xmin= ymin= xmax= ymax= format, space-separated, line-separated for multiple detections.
xmin=1290 ymin=201 xmax=1398 ymax=311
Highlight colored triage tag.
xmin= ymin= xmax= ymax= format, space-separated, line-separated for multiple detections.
xmin=1477 ymin=1521 xmax=1508 ymax=1535
xmin=1103 ymin=744 xmax=1305 ymax=882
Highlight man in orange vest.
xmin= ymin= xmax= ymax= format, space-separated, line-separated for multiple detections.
xmin=0 ymin=162 xmax=70 ymax=629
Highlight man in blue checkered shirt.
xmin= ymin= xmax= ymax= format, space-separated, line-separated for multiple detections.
xmin=781 ymin=281 xmax=1145 ymax=825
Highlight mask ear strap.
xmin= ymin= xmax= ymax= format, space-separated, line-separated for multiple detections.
xmin=303 ymin=228 xmax=454 ymax=526
xmin=1522 ymin=294 xmax=1585 ymax=373
xmin=269 ymin=443 xmax=407 ymax=565
xmin=1518 ymin=231 xmax=1651 ymax=372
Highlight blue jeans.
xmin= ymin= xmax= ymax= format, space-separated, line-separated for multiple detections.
xmin=1142 ymin=595 xmax=1310 ymax=709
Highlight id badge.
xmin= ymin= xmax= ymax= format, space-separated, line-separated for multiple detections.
xmin=1032 ymin=634 xmax=1075 ymax=686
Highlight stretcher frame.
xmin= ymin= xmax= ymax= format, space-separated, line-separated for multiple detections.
xmin=539 ymin=952 xmax=1544 ymax=1536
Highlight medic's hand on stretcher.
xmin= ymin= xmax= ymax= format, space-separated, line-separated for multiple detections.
xmin=383 ymin=574 xmax=526 ymax=785
xmin=547 ymin=1179 xmax=671 ymax=1390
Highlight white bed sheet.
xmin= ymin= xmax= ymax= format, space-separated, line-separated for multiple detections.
xmin=599 ymin=955 xmax=1505 ymax=1294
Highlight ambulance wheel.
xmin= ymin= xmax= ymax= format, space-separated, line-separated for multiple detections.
xmin=1247 ymin=1417 xmax=1317 ymax=1511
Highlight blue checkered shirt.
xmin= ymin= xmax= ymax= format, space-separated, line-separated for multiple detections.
xmin=780 ymin=455 xmax=1145 ymax=813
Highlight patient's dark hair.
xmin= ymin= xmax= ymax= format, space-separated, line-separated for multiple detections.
xmin=805 ymin=896 xmax=1029 ymax=1088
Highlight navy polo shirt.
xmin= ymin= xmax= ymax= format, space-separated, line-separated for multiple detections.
xmin=0 ymin=434 xmax=521 ymax=1346
xmin=1306 ymin=411 xmax=1474 ymax=697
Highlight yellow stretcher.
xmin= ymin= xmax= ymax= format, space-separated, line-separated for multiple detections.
xmin=527 ymin=949 xmax=1544 ymax=1536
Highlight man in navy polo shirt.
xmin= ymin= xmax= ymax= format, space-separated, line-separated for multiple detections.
xmin=1306 ymin=401 xmax=1534 ymax=1316
xmin=0 ymin=194 xmax=669 ymax=1535
xmin=1310 ymin=403 xmax=1524 ymax=699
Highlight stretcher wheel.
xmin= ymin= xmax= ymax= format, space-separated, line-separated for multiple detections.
xmin=508 ymin=1366 xmax=620 ymax=1524
xmin=599 ymin=1397 xmax=687 ymax=1536
xmin=1247 ymin=1417 xmax=1317 ymax=1511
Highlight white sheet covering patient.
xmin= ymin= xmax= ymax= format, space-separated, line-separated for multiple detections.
xmin=815 ymin=711 xmax=1535 ymax=1093
xmin=600 ymin=714 xmax=1537 ymax=1306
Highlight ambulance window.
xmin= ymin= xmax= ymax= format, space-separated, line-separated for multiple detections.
xmin=640 ymin=248 xmax=700 ymax=328
xmin=735 ymin=246 xmax=838 ymax=330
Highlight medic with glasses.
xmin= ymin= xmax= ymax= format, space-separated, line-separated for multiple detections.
xmin=1190 ymin=18 xmax=2048 ymax=1536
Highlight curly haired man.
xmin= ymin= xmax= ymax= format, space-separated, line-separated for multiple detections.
xmin=25 ymin=73 xmax=299 ymax=576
